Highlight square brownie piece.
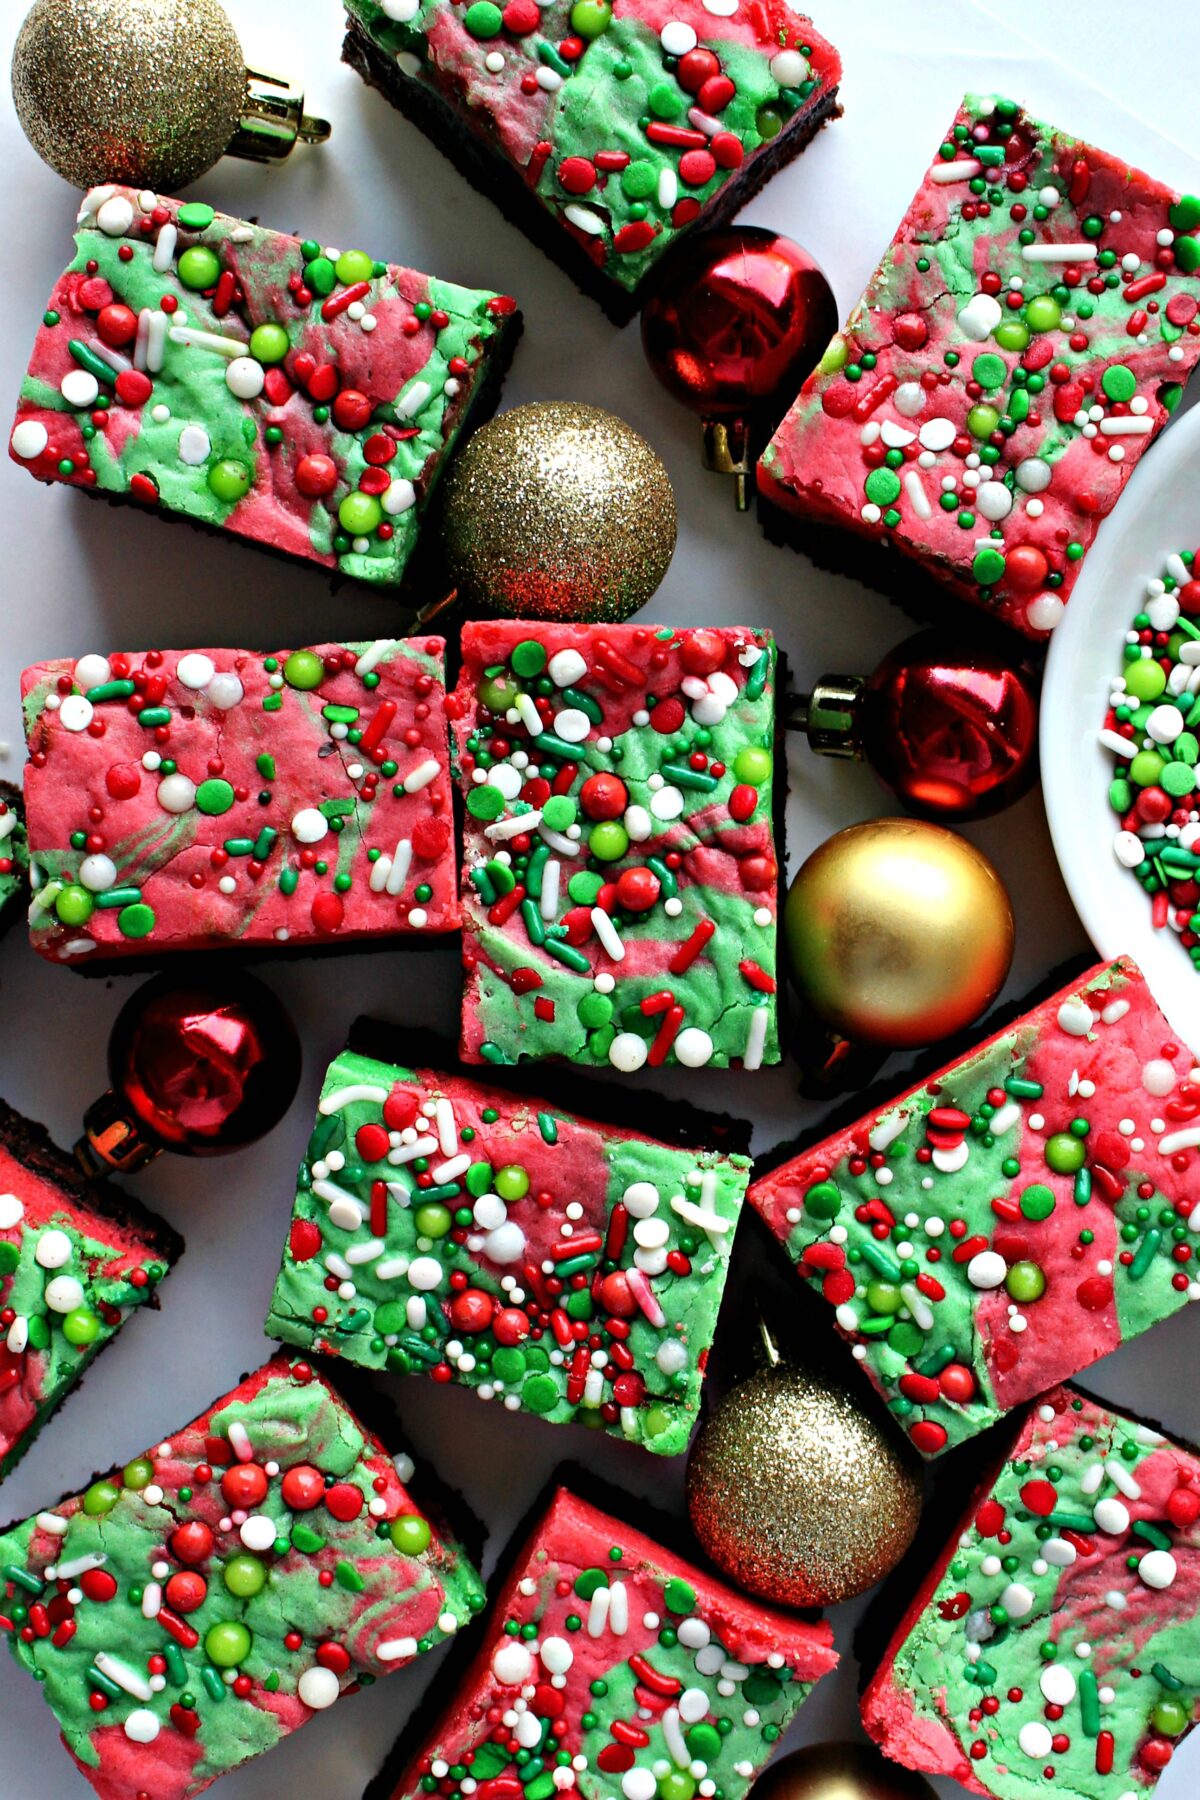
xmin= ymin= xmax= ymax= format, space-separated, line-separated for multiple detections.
xmin=0 ymin=1354 xmax=485 ymax=1800
xmin=342 ymin=3 xmax=840 ymax=323
xmin=0 ymin=1097 xmax=181 ymax=1481
xmin=368 ymin=1484 xmax=838 ymax=1800
xmin=21 ymin=639 xmax=457 ymax=963
xmin=862 ymin=1384 xmax=1200 ymax=1800
xmin=759 ymin=94 xmax=1200 ymax=638
xmin=749 ymin=958 xmax=1200 ymax=1460
xmin=452 ymin=621 xmax=781 ymax=1071
xmin=0 ymin=782 xmax=28 ymax=937
xmin=266 ymin=1039 xmax=751 ymax=1455
xmin=9 ymin=185 xmax=519 ymax=585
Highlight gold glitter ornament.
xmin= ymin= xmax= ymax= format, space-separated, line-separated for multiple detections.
xmin=436 ymin=403 xmax=677 ymax=623
xmin=12 ymin=0 xmax=330 ymax=193
xmin=749 ymin=1744 xmax=937 ymax=1800
xmin=686 ymin=1338 xmax=922 ymax=1607
xmin=784 ymin=817 xmax=1014 ymax=1049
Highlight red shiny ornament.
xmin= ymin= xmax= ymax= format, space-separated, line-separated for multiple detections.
xmin=78 ymin=970 xmax=302 ymax=1175
xmin=641 ymin=225 xmax=837 ymax=508
xmin=795 ymin=631 xmax=1040 ymax=822
xmin=862 ymin=633 xmax=1040 ymax=820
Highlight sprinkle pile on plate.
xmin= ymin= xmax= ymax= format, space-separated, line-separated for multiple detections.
xmin=1101 ymin=548 xmax=1200 ymax=959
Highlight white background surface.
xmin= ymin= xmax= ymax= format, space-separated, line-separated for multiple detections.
xmin=1 ymin=2 xmax=1199 ymax=1796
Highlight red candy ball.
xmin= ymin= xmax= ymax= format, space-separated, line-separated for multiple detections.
xmin=325 ymin=1483 xmax=365 ymax=1523
xmin=449 ymin=1288 xmax=496 ymax=1334
xmin=221 ymin=1463 xmax=269 ymax=1510
xmin=558 ymin=156 xmax=597 ymax=195
xmin=165 ymin=1571 xmax=208 ymax=1614
xmin=1004 ymin=545 xmax=1050 ymax=593
xmin=580 ymin=772 xmax=628 ymax=820
xmin=676 ymin=48 xmax=720 ymax=93
xmin=383 ymin=1087 xmax=419 ymax=1131
xmin=280 ymin=1464 xmax=326 ymax=1512
xmin=295 ymin=453 xmax=339 ymax=499
xmin=502 ymin=0 xmax=539 ymax=30
xmin=615 ymin=866 xmax=661 ymax=912
xmin=680 ymin=629 xmax=727 ymax=677
xmin=332 ymin=389 xmax=372 ymax=432
xmin=597 ymin=1272 xmax=637 ymax=1317
xmin=492 ymin=1307 xmax=532 ymax=1347
xmin=97 ymin=303 xmax=138 ymax=348
xmin=938 ymin=1363 xmax=977 ymax=1403
xmin=1179 ymin=579 xmax=1200 ymax=614
xmin=170 ymin=1521 xmax=214 ymax=1566
xmin=355 ymin=1123 xmax=390 ymax=1164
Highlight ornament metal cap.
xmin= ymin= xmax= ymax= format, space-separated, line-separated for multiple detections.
xmin=787 ymin=676 xmax=868 ymax=759
xmin=700 ymin=418 xmax=753 ymax=513
xmin=231 ymin=65 xmax=332 ymax=165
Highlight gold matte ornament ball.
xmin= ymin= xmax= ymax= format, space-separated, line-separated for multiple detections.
xmin=784 ymin=817 xmax=1014 ymax=1048
xmin=12 ymin=0 xmax=246 ymax=191
xmin=749 ymin=1744 xmax=938 ymax=1800
xmin=437 ymin=403 xmax=677 ymax=623
xmin=686 ymin=1364 xmax=923 ymax=1607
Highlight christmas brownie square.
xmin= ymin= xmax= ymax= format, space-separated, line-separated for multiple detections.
xmin=749 ymin=957 xmax=1200 ymax=1462
xmin=0 ymin=782 xmax=28 ymax=937
xmin=0 ymin=1096 xmax=181 ymax=1482
xmin=862 ymin=1384 xmax=1200 ymax=1800
xmin=9 ymin=185 xmax=519 ymax=585
xmin=266 ymin=1036 xmax=751 ymax=1455
xmin=21 ymin=638 xmax=457 ymax=964
xmin=452 ymin=621 xmax=781 ymax=1072
xmin=0 ymin=1353 xmax=485 ymax=1800
xmin=342 ymin=1 xmax=841 ymax=323
xmin=366 ymin=1483 xmax=838 ymax=1800
xmin=758 ymin=93 xmax=1200 ymax=639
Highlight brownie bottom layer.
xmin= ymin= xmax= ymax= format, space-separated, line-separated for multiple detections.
xmin=757 ymin=495 xmax=1025 ymax=641
xmin=343 ymin=21 xmax=841 ymax=327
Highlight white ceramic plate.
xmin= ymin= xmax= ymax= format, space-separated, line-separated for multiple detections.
xmin=1042 ymin=400 xmax=1200 ymax=1054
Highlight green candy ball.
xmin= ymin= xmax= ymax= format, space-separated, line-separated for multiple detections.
xmin=1005 ymin=1260 xmax=1046 ymax=1303
xmin=570 ymin=0 xmax=612 ymax=36
xmin=55 ymin=884 xmax=95 ymax=926
xmin=588 ymin=822 xmax=628 ymax=862
xmin=223 ymin=1555 xmax=267 ymax=1598
xmin=207 ymin=460 xmax=252 ymax=503
xmin=83 ymin=1481 xmax=121 ymax=1516
xmin=283 ymin=649 xmax=326 ymax=691
xmin=123 ymin=1459 xmax=155 ymax=1491
xmin=495 ymin=1164 xmax=530 ymax=1201
xmin=1152 ymin=1696 xmax=1189 ymax=1736
xmin=249 ymin=323 xmax=290 ymax=365
xmin=414 ymin=1203 xmax=453 ymax=1239
xmin=62 ymin=1308 xmax=102 ymax=1346
xmin=389 ymin=1514 xmax=433 ymax=1556
xmin=1124 ymin=658 xmax=1168 ymax=703
xmin=204 ymin=1620 xmax=253 ymax=1668
xmin=178 ymin=246 xmax=221 ymax=291
xmin=733 ymin=746 xmax=772 ymax=786
xmin=1045 ymin=1132 xmax=1086 ymax=1175
xmin=1025 ymin=294 xmax=1062 ymax=333
xmin=804 ymin=1180 xmax=842 ymax=1220
xmin=335 ymin=250 xmax=375 ymax=285
xmin=338 ymin=492 xmax=383 ymax=537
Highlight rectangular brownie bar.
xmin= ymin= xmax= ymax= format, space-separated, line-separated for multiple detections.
xmin=452 ymin=621 xmax=781 ymax=1071
xmin=749 ymin=957 xmax=1200 ymax=1460
xmin=342 ymin=1 xmax=841 ymax=323
xmin=21 ymin=639 xmax=457 ymax=963
xmin=758 ymin=93 xmax=1200 ymax=638
xmin=862 ymin=1384 xmax=1200 ymax=1800
xmin=8 ymin=185 xmax=519 ymax=585
xmin=0 ymin=782 xmax=27 ymax=937
xmin=0 ymin=1353 xmax=485 ymax=1800
xmin=266 ymin=1039 xmax=751 ymax=1455
xmin=368 ymin=1483 xmax=838 ymax=1800
xmin=0 ymin=1096 xmax=181 ymax=1482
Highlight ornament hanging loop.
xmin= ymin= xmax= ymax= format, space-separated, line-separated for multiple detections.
xmin=700 ymin=418 xmax=752 ymax=512
xmin=786 ymin=676 xmax=867 ymax=759
xmin=232 ymin=67 xmax=332 ymax=164
xmin=76 ymin=1091 xmax=159 ymax=1179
